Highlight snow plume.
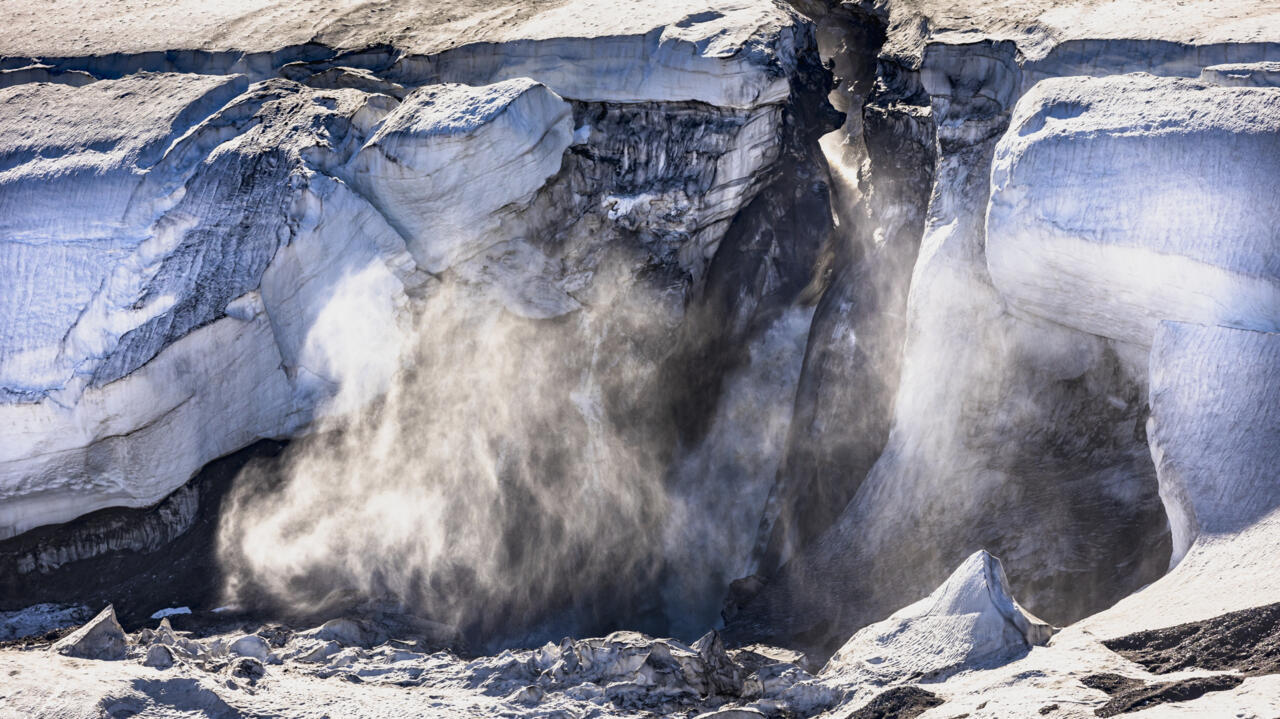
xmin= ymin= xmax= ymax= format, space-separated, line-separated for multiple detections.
xmin=217 ymin=259 xmax=695 ymax=648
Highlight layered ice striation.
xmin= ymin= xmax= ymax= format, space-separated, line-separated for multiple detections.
xmin=0 ymin=0 xmax=818 ymax=580
xmin=0 ymin=78 xmax=411 ymax=538
xmin=988 ymin=74 xmax=1280 ymax=346
xmin=1148 ymin=322 xmax=1280 ymax=566
xmin=0 ymin=72 xmax=249 ymax=396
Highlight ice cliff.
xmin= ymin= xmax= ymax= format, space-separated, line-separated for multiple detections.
xmin=5 ymin=0 xmax=1280 ymax=715
xmin=727 ymin=1 xmax=1280 ymax=667
xmin=0 ymin=0 xmax=821 ymax=551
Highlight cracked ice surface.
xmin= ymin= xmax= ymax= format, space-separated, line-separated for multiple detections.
xmin=0 ymin=78 xmax=564 ymax=538
xmin=0 ymin=0 xmax=807 ymax=542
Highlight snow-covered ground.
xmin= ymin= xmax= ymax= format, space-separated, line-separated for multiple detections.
xmin=0 ymin=552 xmax=1062 ymax=718
xmin=4 ymin=544 xmax=1278 ymax=718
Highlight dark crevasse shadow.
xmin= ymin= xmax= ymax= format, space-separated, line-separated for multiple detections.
xmin=0 ymin=440 xmax=289 ymax=629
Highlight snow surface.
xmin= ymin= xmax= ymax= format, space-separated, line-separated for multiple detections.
xmin=0 ymin=0 xmax=801 ymax=108
xmin=866 ymin=0 xmax=1280 ymax=67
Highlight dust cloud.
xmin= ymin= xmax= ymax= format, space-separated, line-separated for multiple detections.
xmin=217 ymin=262 xmax=726 ymax=647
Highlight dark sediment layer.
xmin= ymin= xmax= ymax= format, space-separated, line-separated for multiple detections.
xmin=1081 ymin=672 xmax=1243 ymax=717
xmin=1103 ymin=601 xmax=1280 ymax=677
xmin=846 ymin=686 xmax=944 ymax=719
xmin=0 ymin=440 xmax=287 ymax=629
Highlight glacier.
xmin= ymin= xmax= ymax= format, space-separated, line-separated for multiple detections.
xmin=0 ymin=0 xmax=816 ymax=547
xmin=4 ymin=0 xmax=1280 ymax=717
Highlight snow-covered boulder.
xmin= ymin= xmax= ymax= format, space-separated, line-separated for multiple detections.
xmin=987 ymin=74 xmax=1280 ymax=346
xmin=229 ymin=634 xmax=272 ymax=662
xmin=823 ymin=550 xmax=1054 ymax=685
xmin=142 ymin=643 xmax=175 ymax=669
xmin=52 ymin=605 xmax=127 ymax=661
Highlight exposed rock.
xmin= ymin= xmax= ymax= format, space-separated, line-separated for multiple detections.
xmin=0 ymin=603 xmax=88 ymax=642
xmin=844 ymin=686 xmax=944 ymax=719
xmin=228 ymin=656 xmax=267 ymax=684
xmin=52 ymin=605 xmax=127 ymax=660
xmin=1103 ymin=601 xmax=1280 ymax=677
xmin=1081 ymin=672 xmax=1244 ymax=717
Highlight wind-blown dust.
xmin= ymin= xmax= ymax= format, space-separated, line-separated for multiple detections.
xmin=218 ymin=266 xmax=698 ymax=647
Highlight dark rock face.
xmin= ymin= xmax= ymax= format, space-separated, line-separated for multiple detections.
xmin=1081 ymin=604 xmax=1280 ymax=715
xmin=1102 ymin=602 xmax=1280 ymax=677
xmin=845 ymin=686 xmax=944 ymax=719
xmin=0 ymin=482 xmax=198 ymax=578
xmin=754 ymin=1 xmax=938 ymax=577
xmin=0 ymin=441 xmax=287 ymax=628
xmin=1081 ymin=672 xmax=1243 ymax=717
